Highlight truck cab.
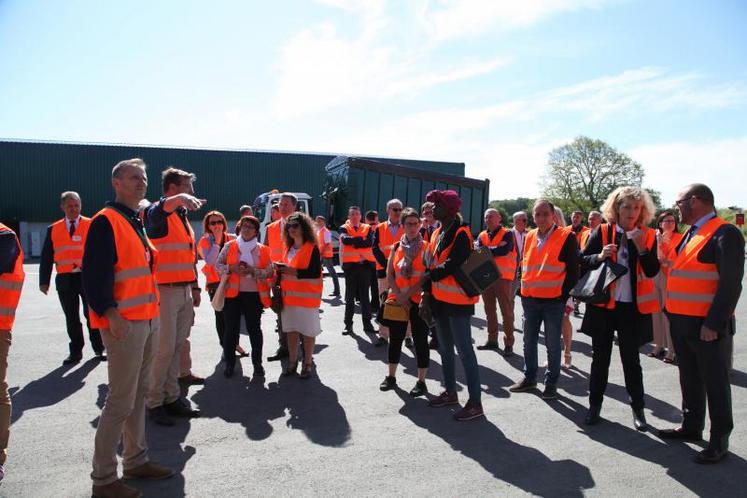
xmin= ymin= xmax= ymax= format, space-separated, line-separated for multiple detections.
xmin=252 ymin=191 xmax=312 ymax=242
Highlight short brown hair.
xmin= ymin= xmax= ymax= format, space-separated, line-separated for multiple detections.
xmin=237 ymin=215 xmax=260 ymax=232
xmin=401 ymin=207 xmax=420 ymax=223
xmin=162 ymin=167 xmax=195 ymax=193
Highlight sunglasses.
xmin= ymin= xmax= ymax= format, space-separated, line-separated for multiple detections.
xmin=287 ymin=222 xmax=301 ymax=229
xmin=209 ymin=220 xmax=224 ymax=226
xmin=391 ymin=208 xmax=402 ymax=212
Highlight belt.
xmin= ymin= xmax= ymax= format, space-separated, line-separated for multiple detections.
xmin=158 ymin=282 xmax=193 ymax=287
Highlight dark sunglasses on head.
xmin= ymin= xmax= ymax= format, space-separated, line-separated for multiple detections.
xmin=287 ymin=222 xmax=301 ymax=229
xmin=209 ymin=220 xmax=224 ymax=226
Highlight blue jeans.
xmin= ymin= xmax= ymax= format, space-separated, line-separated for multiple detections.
xmin=435 ymin=314 xmax=481 ymax=404
xmin=521 ymin=297 xmax=564 ymax=385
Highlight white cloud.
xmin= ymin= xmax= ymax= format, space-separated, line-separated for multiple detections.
xmin=417 ymin=0 xmax=613 ymax=42
xmin=629 ymin=137 xmax=747 ymax=208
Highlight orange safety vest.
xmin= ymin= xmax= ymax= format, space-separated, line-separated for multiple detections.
xmin=387 ymin=241 xmax=426 ymax=304
xmin=50 ymin=217 xmax=91 ymax=274
xmin=280 ymin=242 xmax=322 ymax=308
xmin=478 ymin=227 xmax=517 ymax=280
xmin=317 ymin=226 xmax=333 ymax=259
xmin=223 ymin=239 xmax=273 ymax=307
xmin=579 ymin=229 xmax=592 ymax=251
xmin=428 ymin=225 xmax=479 ymax=305
xmin=593 ymin=224 xmax=660 ymax=313
xmin=573 ymin=226 xmax=590 ymax=247
xmin=376 ymin=221 xmax=405 ymax=271
xmin=340 ymin=222 xmax=375 ymax=264
xmin=666 ymin=217 xmax=729 ymax=317
xmin=657 ymin=231 xmax=684 ymax=278
xmin=150 ymin=211 xmax=197 ymax=285
xmin=266 ymin=220 xmax=285 ymax=263
xmin=520 ymin=226 xmax=572 ymax=299
xmin=0 ymin=224 xmax=25 ymax=330
xmin=89 ymin=207 xmax=160 ymax=329
xmin=198 ymin=233 xmax=236 ymax=285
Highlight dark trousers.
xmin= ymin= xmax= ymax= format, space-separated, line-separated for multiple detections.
xmin=207 ymin=285 xmax=226 ymax=347
xmin=387 ymin=303 xmax=430 ymax=368
xmin=370 ymin=265 xmax=380 ymax=311
xmin=56 ymin=273 xmax=103 ymax=356
xmin=669 ymin=313 xmax=733 ymax=442
xmin=322 ymin=257 xmax=340 ymax=294
xmin=588 ymin=303 xmax=645 ymax=410
xmin=223 ymin=292 xmax=264 ymax=369
xmin=344 ymin=264 xmax=372 ymax=329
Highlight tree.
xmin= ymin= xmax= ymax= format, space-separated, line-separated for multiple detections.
xmin=488 ymin=197 xmax=535 ymax=224
xmin=541 ymin=136 xmax=645 ymax=212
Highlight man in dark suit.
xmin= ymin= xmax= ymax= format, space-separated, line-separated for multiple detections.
xmin=39 ymin=191 xmax=104 ymax=364
xmin=659 ymin=183 xmax=744 ymax=464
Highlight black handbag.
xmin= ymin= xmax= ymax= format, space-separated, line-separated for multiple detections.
xmin=570 ymin=225 xmax=628 ymax=304
xmin=270 ymin=273 xmax=283 ymax=313
xmin=453 ymin=246 xmax=501 ymax=297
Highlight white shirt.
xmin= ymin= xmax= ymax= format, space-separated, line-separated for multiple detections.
xmin=67 ymin=216 xmax=81 ymax=234
xmin=613 ymin=226 xmax=633 ymax=303
xmin=318 ymin=227 xmax=331 ymax=244
xmin=512 ymin=227 xmax=527 ymax=257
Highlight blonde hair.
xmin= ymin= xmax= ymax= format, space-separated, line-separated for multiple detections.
xmin=600 ymin=186 xmax=656 ymax=226
xmin=553 ymin=207 xmax=567 ymax=227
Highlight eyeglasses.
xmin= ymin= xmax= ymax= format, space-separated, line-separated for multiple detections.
xmin=209 ymin=220 xmax=224 ymax=226
xmin=675 ymin=196 xmax=694 ymax=206
xmin=287 ymin=222 xmax=301 ymax=229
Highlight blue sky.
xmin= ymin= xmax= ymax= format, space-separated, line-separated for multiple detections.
xmin=1 ymin=0 xmax=746 ymax=206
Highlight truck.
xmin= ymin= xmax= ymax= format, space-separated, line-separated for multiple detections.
xmin=322 ymin=156 xmax=490 ymax=235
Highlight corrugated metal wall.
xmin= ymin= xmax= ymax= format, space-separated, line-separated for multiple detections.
xmin=0 ymin=140 xmax=465 ymax=223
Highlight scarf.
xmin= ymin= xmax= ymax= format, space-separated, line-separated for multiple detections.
xmin=398 ymin=232 xmax=423 ymax=278
xmin=238 ymin=236 xmax=258 ymax=267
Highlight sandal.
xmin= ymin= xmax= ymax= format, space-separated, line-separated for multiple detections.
xmin=563 ymin=353 xmax=572 ymax=369
xmin=647 ymin=349 xmax=664 ymax=358
xmin=282 ymin=363 xmax=298 ymax=377
xmin=663 ymin=357 xmax=675 ymax=364
xmin=299 ymin=363 xmax=313 ymax=379
xmin=235 ymin=346 xmax=250 ymax=358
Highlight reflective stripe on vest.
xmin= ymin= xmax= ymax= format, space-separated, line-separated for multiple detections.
xmin=478 ymin=228 xmax=517 ymax=280
xmin=151 ymin=212 xmax=197 ymax=285
xmin=520 ymin=226 xmax=570 ymax=299
xmin=89 ymin=208 xmax=160 ymax=329
xmin=224 ymin=240 xmax=273 ymax=307
xmin=281 ymin=242 xmax=322 ymax=308
xmin=387 ymin=243 xmax=426 ymax=305
xmin=51 ymin=217 xmax=91 ymax=273
xmin=317 ymin=226 xmax=334 ymax=258
xmin=0 ymin=224 xmax=25 ymax=330
xmin=376 ymin=221 xmax=405 ymax=271
xmin=665 ymin=217 xmax=728 ymax=317
xmin=428 ymin=225 xmax=479 ymax=305
xmin=340 ymin=223 xmax=375 ymax=264
xmin=592 ymin=224 xmax=660 ymax=314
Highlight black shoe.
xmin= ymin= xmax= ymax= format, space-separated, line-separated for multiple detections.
xmin=509 ymin=378 xmax=537 ymax=393
xmin=223 ymin=364 xmax=234 ymax=378
xmin=541 ymin=384 xmax=558 ymax=400
xmin=404 ymin=338 xmax=414 ymax=349
xmin=253 ymin=366 xmax=265 ymax=377
xmin=267 ymin=349 xmax=289 ymax=362
xmin=164 ymin=399 xmax=201 ymax=418
xmin=585 ymin=405 xmax=601 ymax=425
xmin=632 ymin=408 xmax=648 ymax=431
xmin=502 ymin=345 xmax=514 ymax=357
xmin=342 ymin=326 xmax=353 ymax=336
xmin=658 ymin=427 xmax=703 ymax=442
xmin=62 ymin=355 xmax=82 ymax=366
xmin=379 ymin=376 xmax=396 ymax=391
xmin=374 ymin=337 xmax=387 ymax=347
xmin=330 ymin=291 xmax=341 ymax=297
xmin=409 ymin=380 xmax=427 ymax=397
xmin=476 ymin=342 xmax=499 ymax=351
xmin=694 ymin=446 xmax=729 ymax=464
xmin=94 ymin=352 xmax=107 ymax=362
xmin=148 ymin=406 xmax=175 ymax=426
xmin=363 ymin=325 xmax=376 ymax=335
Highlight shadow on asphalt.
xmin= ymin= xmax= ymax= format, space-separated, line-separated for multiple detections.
xmin=190 ymin=361 xmax=351 ymax=447
xmin=549 ymin=394 xmax=747 ymax=496
xmin=394 ymin=390 xmax=595 ymax=497
xmin=10 ymin=359 xmax=99 ymax=424
xmin=730 ymin=369 xmax=747 ymax=389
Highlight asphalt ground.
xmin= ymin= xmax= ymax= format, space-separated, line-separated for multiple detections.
xmin=2 ymin=264 xmax=746 ymax=497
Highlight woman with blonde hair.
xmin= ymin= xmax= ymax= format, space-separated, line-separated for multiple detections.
xmin=580 ymin=186 xmax=660 ymax=430
xmin=276 ymin=212 xmax=323 ymax=379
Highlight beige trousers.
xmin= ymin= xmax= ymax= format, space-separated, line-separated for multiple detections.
xmin=180 ymin=337 xmax=192 ymax=377
xmin=147 ymin=285 xmax=194 ymax=408
xmin=0 ymin=331 xmax=12 ymax=466
xmin=91 ymin=319 xmax=158 ymax=486
xmin=482 ymin=279 xmax=515 ymax=347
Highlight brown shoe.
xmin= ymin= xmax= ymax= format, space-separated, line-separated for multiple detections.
xmin=92 ymin=479 xmax=143 ymax=498
xmin=122 ymin=461 xmax=175 ymax=481
xmin=178 ymin=374 xmax=205 ymax=385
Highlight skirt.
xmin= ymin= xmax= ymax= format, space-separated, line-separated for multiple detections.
xmin=281 ymin=305 xmax=322 ymax=337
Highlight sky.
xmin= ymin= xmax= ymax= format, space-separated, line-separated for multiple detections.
xmin=1 ymin=0 xmax=746 ymax=207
